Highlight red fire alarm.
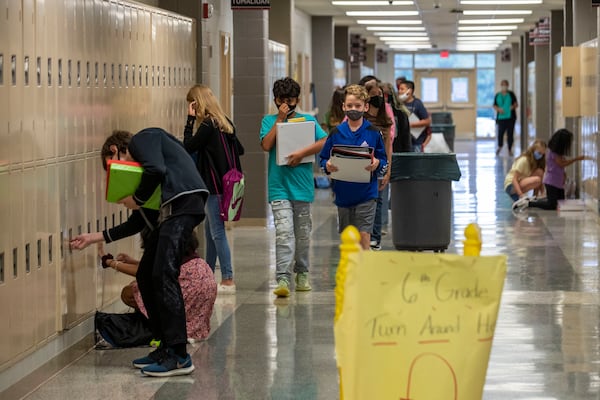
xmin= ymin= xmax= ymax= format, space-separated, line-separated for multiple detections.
xmin=440 ymin=50 xmax=449 ymax=58
xmin=203 ymin=3 xmax=214 ymax=19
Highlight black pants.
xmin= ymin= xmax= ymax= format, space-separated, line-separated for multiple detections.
xmin=497 ymin=118 xmax=516 ymax=150
xmin=529 ymin=184 xmax=565 ymax=210
xmin=136 ymin=213 xmax=203 ymax=347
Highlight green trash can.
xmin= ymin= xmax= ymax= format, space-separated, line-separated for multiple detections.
xmin=390 ymin=153 xmax=461 ymax=252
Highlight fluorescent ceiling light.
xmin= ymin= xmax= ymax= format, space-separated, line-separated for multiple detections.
xmin=366 ymin=26 xmax=426 ymax=31
xmin=458 ymin=31 xmax=512 ymax=36
xmin=456 ymin=41 xmax=504 ymax=45
xmin=461 ymin=0 xmax=541 ymax=4
xmin=380 ymin=37 xmax=430 ymax=41
xmin=389 ymin=44 xmax=432 ymax=49
xmin=456 ymin=45 xmax=499 ymax=51
xmin=457 ymin=36 xmax=507 ymax=40
xmin=459 ymin=25 xmax=518 ymax=30
xmin=374 ymin=31 xmax=428 ymax=36
xmin=357 ymin=19 xmax=422 ymax=24
xmin=463 ymin=10 xmax=532 ymax=15
xmin=332 ymin=1 xmax=413 ymax=4
xmin=347 ymin=11 xmax=419 ymax=16
xmin=459 ymin=18 xmax=525 ymax=24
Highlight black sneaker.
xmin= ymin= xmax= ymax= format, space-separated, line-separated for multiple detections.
xmin=132 ymin=347 xmax=167 ymax=369
xmin=141 ymin=348 xmax=195 ymax=377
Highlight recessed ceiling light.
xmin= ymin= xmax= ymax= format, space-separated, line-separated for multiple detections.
xmin=380 ymin=37 xmax=431 ymax=41
xmin=459 ymin=18 xmax=525 ymax=24
xmin=463 ymin=10 xmax=532 ymax=15
xmin=459 ymin=25 xmax=518 ymax=30
xmin=347 ymin=11 xmax=420 ymax=16
xmin=357 ymin=19 xmax=423 ymax=24
xmin=458 ymin=31 xmax=512 ymax=36
xmin=461 ymin=0 xmax=541 ymax=4
xmin=332 ymin=1 xmax=413 ymax=4
xmin=373 ymin=32 xmax=428 ymax=36
xmin=366 ymin=26 xmax=426 ymax=31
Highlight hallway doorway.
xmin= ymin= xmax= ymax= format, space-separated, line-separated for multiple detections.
xmin=414 ymin=69 xmax=477 ymax=140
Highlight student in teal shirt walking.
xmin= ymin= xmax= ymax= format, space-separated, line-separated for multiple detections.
xmin=493 ymin=79 xmax=518 ymax=157
xmin=260 ymin=77 xmax=327 ymax=297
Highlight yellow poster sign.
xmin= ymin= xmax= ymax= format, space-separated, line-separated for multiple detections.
xmin=335 ymin=250 xmax=506 ymax=400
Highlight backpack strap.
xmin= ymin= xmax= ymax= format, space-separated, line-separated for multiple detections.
xmin=218 ymin=130 xmax=239 ymax=170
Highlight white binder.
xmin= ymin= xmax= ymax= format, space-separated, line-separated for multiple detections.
xmin=276 ymin=121 xmax=316 ymax=166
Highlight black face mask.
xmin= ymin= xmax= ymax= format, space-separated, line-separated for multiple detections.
xmin=368 ymin=96 xmax=384 ymax=109
xmin=286 ymin=104 xmax=297 ymax=117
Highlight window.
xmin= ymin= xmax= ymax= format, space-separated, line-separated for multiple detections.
xmin=415 ymin=53 xmax=475 ymax=69
xmin=477 ymin=53 xmax=495 ymax=68
xmin=450 ymin=77 xmax=469 ymax=103
xmin=394 ymin=53 xmax=413 ymax=69
xmin=420 ymin=77 xmax=439 ymax=103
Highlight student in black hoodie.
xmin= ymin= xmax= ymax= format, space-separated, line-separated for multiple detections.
xmin=98 ymin=128 xmax=208 ymax=377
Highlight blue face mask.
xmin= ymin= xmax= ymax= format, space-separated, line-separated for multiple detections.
xmin=533 ymin=150 xmax=544 ymax=160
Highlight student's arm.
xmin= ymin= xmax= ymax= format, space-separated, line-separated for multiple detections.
xmin=260 ymin=105 xmax=290 ymax=152
xmin=183 ymin=118 xmax=213 ymax=154
xmin=511 ymin=171 xmax=525 ymax=197
xmin=106 ymin=257 xmax=138 ymax=277
xmin=371 ymin=132 xmax=387 ymax=174
xmin=287 ymin=137 xmax=327 ymax=167
xmin=319 ymin=135 xmax=336 ymax=173
xmin=411 ymin=101 xmax=431 ymax=128
xmin=492 ymin=93 xmax=502 ymax=113
xmin=554 ymin=154 xmax=587 ymax=168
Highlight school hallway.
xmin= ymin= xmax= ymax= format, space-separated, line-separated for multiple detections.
xmin=3 ymin=139 xmax=600 ymax=400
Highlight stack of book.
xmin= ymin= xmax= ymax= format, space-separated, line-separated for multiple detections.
xmin=330 ymin=145 xmax=373 ymax=183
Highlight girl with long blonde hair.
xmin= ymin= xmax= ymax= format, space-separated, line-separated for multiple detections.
xmin=504 ymin=139 xmax=546 ymax=210
xmin=183 ymin=84 xmax=244 ymax=293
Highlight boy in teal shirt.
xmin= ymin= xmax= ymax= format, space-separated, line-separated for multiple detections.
xmin=260 ymin=77 xmax=327 ymax=297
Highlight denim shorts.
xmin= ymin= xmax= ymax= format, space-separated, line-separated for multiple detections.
xmin=505 ymin=184 xmax=519 ymax=201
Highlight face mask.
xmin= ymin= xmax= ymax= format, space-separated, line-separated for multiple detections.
xmin=398 ymin=93 xmax=409 ymax=102
xmin=368 ymin=96 xmax=384 ymax=109
xmin=501 ymin=85 xmax=508 ymax=92
xmin=345 ymin=110 xmax=364 ymax=121
xmin=533 ymin=150 xmax=544 ymax=160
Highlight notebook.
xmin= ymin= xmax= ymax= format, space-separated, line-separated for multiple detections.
xmin=276 ymin=120 xmax=316 ymax=166
xmin=329 ymin=145 xmax=374 ymax=183
xmin=105 ymin=160 xmax=161 ymax=210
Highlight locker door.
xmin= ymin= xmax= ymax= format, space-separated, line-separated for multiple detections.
xmin=9 ymin=170 xmax=27 ymax=359
xmin=22 ymin=0 xmax=35 ymax=163
xmin=34 ymin=0 xmax=46 ymax=161
xmin=43 ymin=0 xmax=57 ymax=161
xmin=21 ymin=167 xmax=36 ymax=350
xmin=8 ymin=0 xmax=23 ymax=166
xmin=0 ymin=173 xmax=10 ymax=365
xmin=0 ymin=0 xmax=8 ymax=168
xmin=45 ymin=163 xmax=60 ymax=333
xmin=55 ymin=0 xmax=67 ymax=158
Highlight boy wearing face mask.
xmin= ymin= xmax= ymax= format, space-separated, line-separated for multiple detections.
xmin=493 ymin=80 xmax=518 ymax=156
xmin=260 ymin=77 xmax=328 ymax=297
xmin=398 ymin=80 xmax=431 ymax=152
xmin=319 ymin=84 xmax=388 ymax=250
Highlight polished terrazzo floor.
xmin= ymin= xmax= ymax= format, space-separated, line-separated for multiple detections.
xmin=4 ymin=139 xmax=600 ymax=399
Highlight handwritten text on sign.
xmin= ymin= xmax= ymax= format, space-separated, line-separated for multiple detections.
xmin=334 ymin=251 xmax=506 ymax=400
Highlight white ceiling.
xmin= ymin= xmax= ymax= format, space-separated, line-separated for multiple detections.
xmin=295 ymin=0 xmax=564 ymax=51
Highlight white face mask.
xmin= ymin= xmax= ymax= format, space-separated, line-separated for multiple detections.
xmin=399 ymin=93 xmax=409 ymax=102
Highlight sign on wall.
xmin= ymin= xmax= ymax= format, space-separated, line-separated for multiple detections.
xmin=231 ymin=0 xmax=270 ymax=9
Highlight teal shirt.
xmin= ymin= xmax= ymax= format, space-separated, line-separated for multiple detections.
xmin=495 ymin=92 xmax=515 ymax=121
xmin=260 ymin=113 xmax=328 ymax=203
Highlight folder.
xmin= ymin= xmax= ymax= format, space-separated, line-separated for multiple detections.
xmin=276 ymin=120 xmax=316 ymax=166
xmin=408 ymin=113 xmax=424 ymax=139
xmin=329 ymin=145 xmax=374 ymax=183
xmin=105 ymin=160 xmax=161 ymax=210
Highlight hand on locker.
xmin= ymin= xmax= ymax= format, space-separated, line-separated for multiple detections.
xmin=70 ymin=232 xmax=104 ymax=250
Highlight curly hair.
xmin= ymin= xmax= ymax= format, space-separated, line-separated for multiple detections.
xmin=343 ymin=84 xmax=369 ymax=103
xmin=272 ymin=77 xmax=301 ymax=99
xmin=100 ymin=130 xmax=133 ymax=171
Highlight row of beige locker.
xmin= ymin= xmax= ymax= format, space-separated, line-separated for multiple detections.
xmin=0 ymin=158 xmax=143 ymax=369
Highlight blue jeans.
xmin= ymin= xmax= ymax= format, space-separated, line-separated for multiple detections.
xmin=271 ymin=200 xmax=311 ymax=283
xmin=372 ymin=185 xmax=390 ymax=244
xmin=204 ymin=195 xmax=233 ymax=280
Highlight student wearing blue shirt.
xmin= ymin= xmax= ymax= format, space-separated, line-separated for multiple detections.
xmin=260 ymin=77 xmax=327 ymax=298
xmin=493 ymin=80 xmax=518 ymax=157
xmin=319 ymin=84 xmax=388 ymax=250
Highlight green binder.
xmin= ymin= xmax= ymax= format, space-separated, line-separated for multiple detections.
xmin=105 ymin=160 xmax=161 ymax=210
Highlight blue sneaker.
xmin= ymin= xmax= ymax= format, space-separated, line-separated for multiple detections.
xmin=141 ymin=349 xmax=195 ymax=377
xmin=132 ymin=347 xmax=167 ymax=369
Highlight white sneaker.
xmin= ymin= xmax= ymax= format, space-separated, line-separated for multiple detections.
xmin=512 ymin=197 xmax=529 ymax=212
xmin=218 ymin=284 xmax=236 ymax=294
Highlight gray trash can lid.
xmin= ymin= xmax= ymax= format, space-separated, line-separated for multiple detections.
xmin=390 ymin=153 xmax=462 ymax=181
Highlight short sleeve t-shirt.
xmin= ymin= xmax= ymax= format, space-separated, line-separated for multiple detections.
xmin=260 ymin=113 xmax=328 ymax=202
xmin=543 ymin=150 xmax=565 ymax=189
xmin=504 ymin=156 xmax=532 ymax=190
